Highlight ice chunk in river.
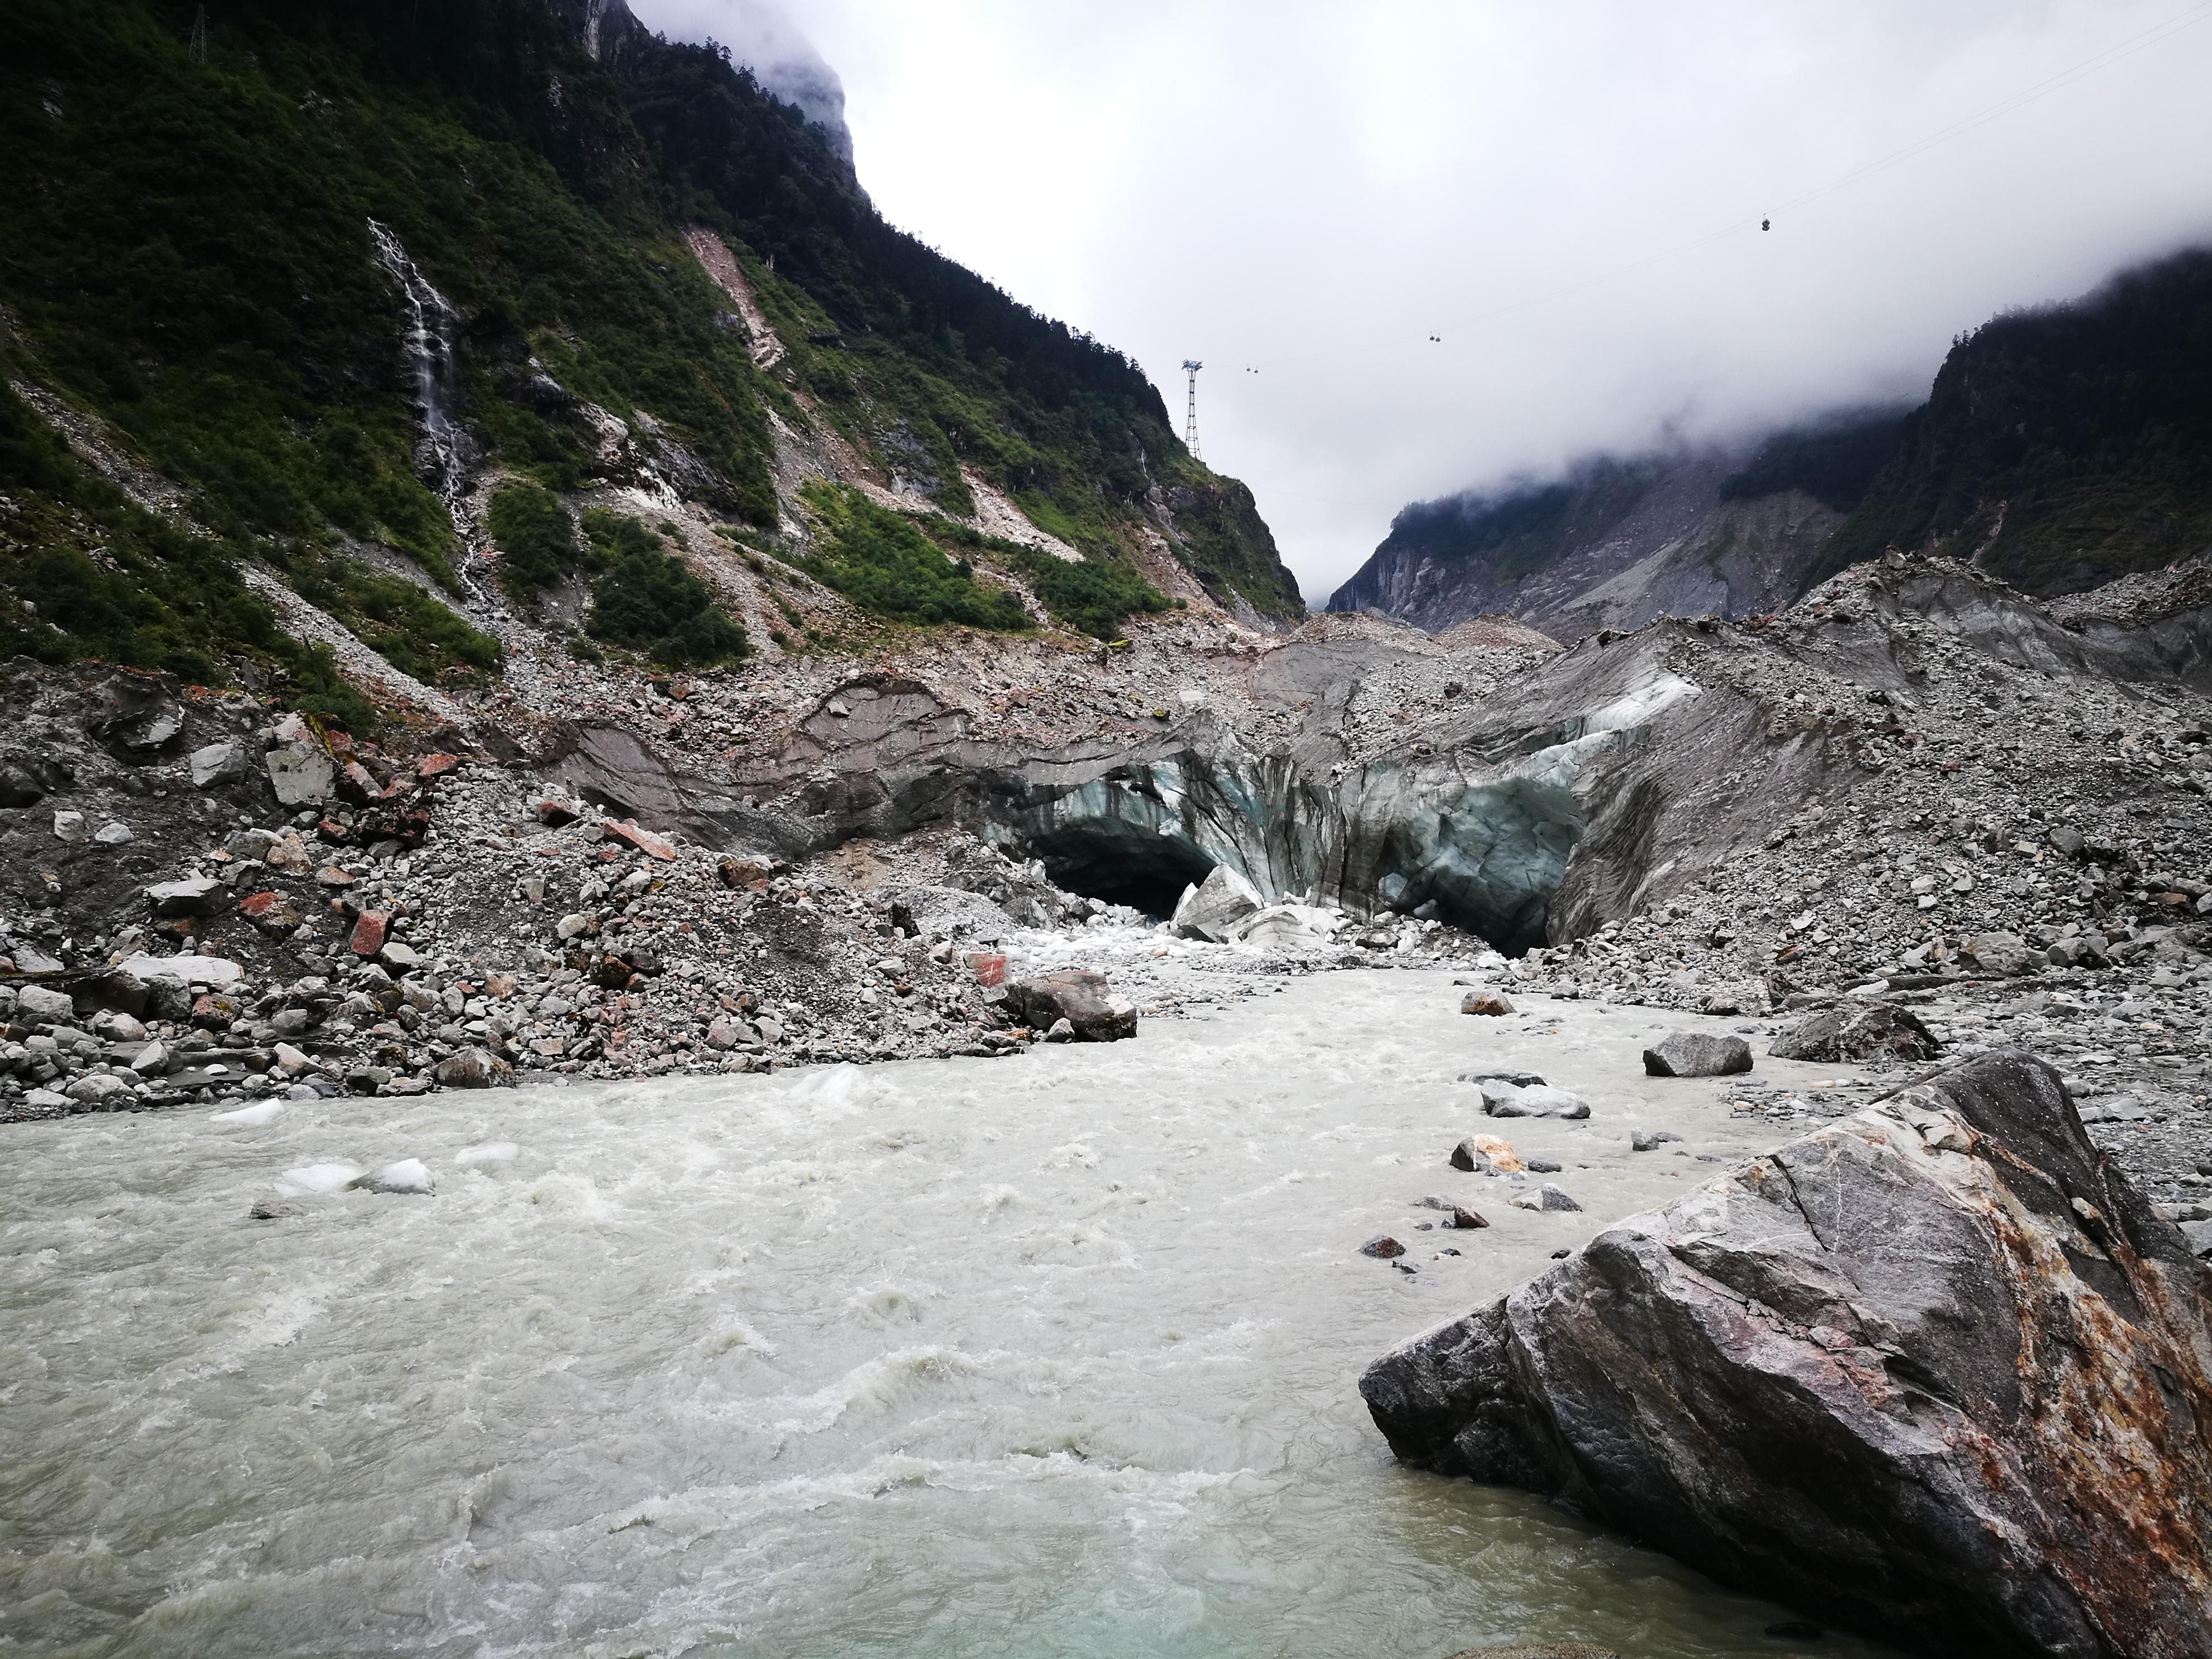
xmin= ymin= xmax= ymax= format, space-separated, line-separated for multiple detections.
xmin=210 ymin=1100 xmax=286 ymax=1126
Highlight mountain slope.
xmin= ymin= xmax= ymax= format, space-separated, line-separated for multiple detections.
xmin=1820 ymin=247 xmax=2212 ymax=594
xmin=0 ymin=0 xmax=1300 ymax=708
xmin=1327 ymin=410 xmax=1903 ymax=642
xmin=1337 ymin=244 xmax=2212 ymax=639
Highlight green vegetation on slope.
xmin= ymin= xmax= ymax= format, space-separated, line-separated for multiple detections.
xmin=487 ymin=481 xmax=583 ymax=601
xmin=604 ymin=25 xmax=1304 ymax=620
xmin=0 ymin=380 xmax=383 ymax=731
xmin=924 ymin=517 xmax=1168 ymax=639
xmin=797 ymin=486 xmax=1030 ymax=631
xmin=0 ymin=0 xmax=782 ymax=671
xmin=0 ymin=0 xmax=1303 ymax=704
xmin=1816 ymin=248 xmax=2212 ymax=594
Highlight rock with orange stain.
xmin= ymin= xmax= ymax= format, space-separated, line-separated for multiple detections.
xmin=1363 ymin=1050 xmax=2212 ymax=1659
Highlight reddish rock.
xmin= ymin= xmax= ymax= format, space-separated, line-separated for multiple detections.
xmin=603 ymin=819 xmax=677 ymax=861
xmin=536 ymin=799 xmax=579 ymax=828
xmin=190 ymin=993 xmax=240 ymax=1030
xmin=316 ymin=866 xmax=356 ymax=888
xmin=239 ymin=890 xmax=303 ymax=935
xmin=339 ymin=760 xmax=382 ymax=803
xmin=350 ymin=910 xmax=389 ymax=957
xmin=968 ymin=952 xmax=1008 ymax=987
xmin=317 ymin=816 xmax=352 ymax=843
xmin=416 ymin=752 xmax=460 ymax=780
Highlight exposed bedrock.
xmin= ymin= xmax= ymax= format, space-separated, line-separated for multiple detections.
xmin=537 ymin=646 xmax=1718 ymax=949
xmin=1359 ymin=1051 xmax=2212 ymax=1659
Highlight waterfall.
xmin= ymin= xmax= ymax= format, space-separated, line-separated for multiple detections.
xmin=367 ymin=218 xmax=473 ymax=510
xmin=367 ymin=219 xmax=489 ymax=607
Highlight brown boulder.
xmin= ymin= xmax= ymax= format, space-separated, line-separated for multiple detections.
xmin=1002 ymin=969 xmax=1137 ymax=1041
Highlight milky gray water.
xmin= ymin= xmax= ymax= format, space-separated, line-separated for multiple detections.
xmin=2 ymin=971 xmax=1903 ymax=1657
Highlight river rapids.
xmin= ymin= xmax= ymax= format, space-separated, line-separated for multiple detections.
xmin=3 ymin=971 xmax=1902 ymax=1657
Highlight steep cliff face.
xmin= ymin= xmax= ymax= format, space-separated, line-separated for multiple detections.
xmin=1820 ymin=248 xmax=2212 ymax=595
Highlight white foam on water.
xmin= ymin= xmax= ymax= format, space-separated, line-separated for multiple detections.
xmin=454 ymin=1140 xmax=518 ymax=1166
xmin=209 ymin=1100 xmax=285 ymax=1126
xmin=275 ymin=1162 xmax=362 ymax=1195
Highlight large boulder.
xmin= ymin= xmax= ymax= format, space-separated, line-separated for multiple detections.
xmin=1478 ymin=1081 xmax=1590 ymax=1119
xmin=1769 ymin=1001 xmax=1940 ymax=1064
xmin=1003 ymin=969 xmax=1137 ymax=1041
xmin=265 ymin=739 xmax=336 ymax=807
xmin=1360 ymin=1051 xmax=2212 ymax=1658
xmin=1226 ymin=903 xmax=1338 ymax=950
xmin=1641 ymin=1031 xmax=1752 ymax=1076
xmin=1171 ymin=863 xmax=1263 ymax=941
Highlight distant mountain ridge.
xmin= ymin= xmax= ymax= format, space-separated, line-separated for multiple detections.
xmin=1333 ymin=246 xmax=2212 ymax=638
xmin=1327 ymin=409 xmax=1904 ymax=642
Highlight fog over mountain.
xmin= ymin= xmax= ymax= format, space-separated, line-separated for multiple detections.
xmin=634 ymin=0 xmax=2212 ymax=605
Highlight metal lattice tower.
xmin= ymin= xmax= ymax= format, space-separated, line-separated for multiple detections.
xmin=188 ymin=4 xmax=208 ymax=62
xmin=1181 ymin=360 xmax=1203 ymax=462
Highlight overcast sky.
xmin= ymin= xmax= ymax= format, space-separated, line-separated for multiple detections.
xmin=632 ymin=0 xmax=2212 ymax=605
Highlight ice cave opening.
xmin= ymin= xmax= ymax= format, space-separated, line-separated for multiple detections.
xmin=1020 ymin=818 xmax=1224 ymax=919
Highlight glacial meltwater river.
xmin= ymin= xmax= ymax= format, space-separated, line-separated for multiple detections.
xmin=2 ymin=971 xmax=1905 ymax=1658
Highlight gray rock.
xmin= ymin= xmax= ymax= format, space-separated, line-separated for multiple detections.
xmin=435 ymin=1047 xmax=514 ymax=1088
xmin=190 ymin=740 xmax=251 ymax=788
xmin=1506 ymin=1182 xmax=1582 ymax=1212
xmin=1957 ymin=930 xmax=2039 ymax=977
xmin=17 ymin=984 xmax=74 ymax=1024
xmin=1642 ymin=1031 xmax=1752 ymax=1077
xmin=1443 ymin=1646 xmax=1618 ymax=1658
xmin=265 ymin=739 xmax=336 ymax=807
xmin=64 ymin=1073 xmax=133 ymax=1105
xmin=1630 ymin=1129 xmax=1683 ymax=1151
xmin=1171 ymin=863 xmax=1263 ymax=941
xmin=1478 ymin=1081 xmax=1591 ymax=1119
xmin=52 ymin=809 xmax=88 ymax=842
xmin=145 ymin=876 xmax=227 ymax=918
xmin=0 ymin=762 xmax=46 ymax=808
xmin=880 ymin=883 xmax=1015 ymax=943
xmin=127 ymin=1040 xmax=169 ymax=1076
xmin=228 ymin=827 xmax=282 ymax=861
xmin=1004 ymin=969 xmax=1137 ymax=1042
xmin=1361 ymin=1050 xmax=2212 ymax=1658
xmin=96 ymin=1010 xmax=149 ymax=1043
xmin=1768 ymin=1002 xmax=1941 ymax=1064
xmin=1461 ymin=1069 xmax=1547 ymax=1087
xmin=93 ymin=820 xmax=135 ymax=846
xmin=2183 ymin=1218 xmax=2212 ymax=1259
